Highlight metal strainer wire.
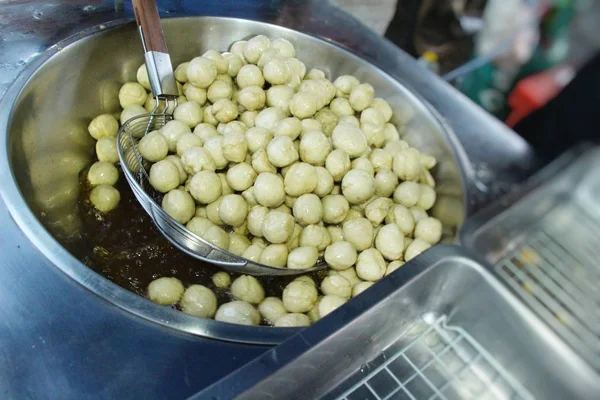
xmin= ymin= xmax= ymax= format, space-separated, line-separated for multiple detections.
xmin=116 ymin=0 xmax=326 ymax=276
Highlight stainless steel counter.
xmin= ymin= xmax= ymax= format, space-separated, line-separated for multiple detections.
xmin=0 ymin=1 xmax=541 ymax=399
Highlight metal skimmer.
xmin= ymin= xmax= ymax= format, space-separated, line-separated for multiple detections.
xmin=117 ymin=0 xmax=325 ymax=276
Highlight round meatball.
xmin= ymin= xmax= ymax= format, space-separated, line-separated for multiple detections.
xmin=341 ymin=169 xmax=375 ymax=204
xmin=356 ymin=248 xmax=386 ymax=281
xmin=246 ymin=127 xmax=273 ymax=154
xmin=258 ymin=297 xmax=288 ymax=324
xmin=300 ymin=130 xmax=331 ymax=166
xmin=313 ymin=167 xmax=334 ymax=197
xmin=181 ymin=147 xmax=216 ymax=174
xmin=215 ymin=301 xmax=261 ymax=325
xmin=186 ymin=217 xmax=214 ymax=237
xmin=176 ymin=133 xmax=203 ymax=157
xmin=254 ymin=172 xmax=285 ymax=207
xmin=266 ymin=85 xmax=295 ymax=114
xmin=271 ymin=38 xmax=296 ymax=58
xmin=418 ymin=184 xmax=437 ymax=211
xmin=238 ymin=86 xmax=266 ymax=111
xmin=181 ymin=285 xmax=218 ymax=318
xmin=88 ymin=114 xmax=119 ymax=140
xmin=237 ymin=64 xmax=265 ymax=88
xmin=284 ymin=163 xmax=318 ymax=196
xmin=96 ymin=137 xmax=119 ymax=164
xmin=392 ymin=148 xmax=422 ymax=181
xmin=161 ymin=120 xmax=191 ymax=152
xmin=243 ymin=35 xmax=271 ymax=64
xmin=212 ymin=271 xmax=232 ymax=289
xmin=247 ymin=205 xmax=270 ymax=237
xmin=264 ymin=58 xmax=291 ymax=85
xmin=231 ymin=275 xmax=265 ymax=305
xmin=321 ymin=275 xmax=352 ymax=298
xmin=149 ymin=160 xmax=180 ymax=193
xmin=331 ymin=123 xmax=368 ymax=158
xmin=147 ymin=277 xmax=184 ymax=305
xmin=330 ymin=98 xmax=355 ymax=117
xmin=348 ymin=83 xmax=374 ymax=112
xmin=226 ymin=162 xmax=256 ymax=191
xmin=252 ymin=149 xmax=277 ymax=174
xmin=219 ymin=194 xmax=248 ymax=227
xmin=289 ymin=92 xmax=318 ymax=119
xmin=414 ymin=217 xmax=442 ymax=245
xmin=375 ymin=224 xmax=405 ymax=260
xmin=325 ymin=149 xmax=351 ymax=182
xmin=393 ymin=181 xmax=421 ymax=207
xmin=203 ymin=136 xmax=228 ymax=169
xmin=333 ymin=75 xmax=360 ymax=98
xmin=202 ymin=225 xmax=230 ymax=250
xmin=187 ymin=56 xmax=218 ymax=88
xmin=184 ymin=83 xmax=207 ymax=105
xmin=327 ymin=226 xmax=344 ymax=243
xmin=262 ymin=210 xmax=295 ymax=244
xmin=229 ymin=233 xmax=251 ymax=256
xmin=364 ymin=197 xmax=393 ymax=226
xmin=267 ymin=136 xmax=298 ymax=168
xmin=322 ymin=194 xmax=350 ymax=224
xmin=374 ymin=169 xmax=398 ymax=197
xmin=162 ymin=188 xmax=195 ymax=224
xmin=173 ymin=101 xmax=203 ymax=128
xmin=274 ymin=117 xmax=302 ymax=140
xmin=88 ymin=161 xmax=119 ymax=186
xmin=259 ymin=244 xmax=288 ymax=267
xmin=342 ymin=218 xmax=373 ymax=251
xmin=287 ymin=246 xmax=319 ymax=269
xmin=188 ymin=171 xmax=222 ymax=204
xmin=386 ymin=204 xmax=415 ymax=235
xmin=299 ymin=225 xmax=330 ymax=251
xmin=292 ymin=194 xmax=323 ymax=226
xmin=212 ymin=99 xmax=238 ymax=123
xmin=120 ymin=105 xmax=147 ymax=125
xmin=351 ymin=158 xmax=375 ymax=177
xmin=282 ymin=280 xmax=318 ymax=313
xmin=119 ymin=82 xmax=148 ymax=108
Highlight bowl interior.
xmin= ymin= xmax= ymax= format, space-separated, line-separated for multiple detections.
xmin=2 ymin=17 xmax=467 ymax=342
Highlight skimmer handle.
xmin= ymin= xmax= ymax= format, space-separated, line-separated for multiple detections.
xmin=132 ymin=0 xmax=178 ymax=98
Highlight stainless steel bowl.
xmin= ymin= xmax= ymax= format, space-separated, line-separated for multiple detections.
xmin=0 ymin=17 xmax=468 ymax=344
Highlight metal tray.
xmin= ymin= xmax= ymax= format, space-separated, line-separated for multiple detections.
xmin=461 ymin=146 xmax=600 ymax=373
xmin=192 ymin=246 xmax=599 ymax=399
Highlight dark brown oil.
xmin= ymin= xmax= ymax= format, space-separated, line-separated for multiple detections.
xmin=77 ymin=166 xmax=326 ymax=320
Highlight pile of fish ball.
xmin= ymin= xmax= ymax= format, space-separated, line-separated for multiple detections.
xmin=85 ymin=35 xmax=444 ymax=326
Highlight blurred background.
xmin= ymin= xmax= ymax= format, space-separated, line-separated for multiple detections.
xmin=334 ymin=0 xmax=600 ymax=161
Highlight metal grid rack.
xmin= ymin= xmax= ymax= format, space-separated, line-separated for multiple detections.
xmin=335 ymin=316 xmax=533 ymax=400
xmin=496 ymin=203 xmax=600 ymax=371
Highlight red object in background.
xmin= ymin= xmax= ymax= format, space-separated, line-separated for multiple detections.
xmin=505 ymin=65 xmax=575 ymax=128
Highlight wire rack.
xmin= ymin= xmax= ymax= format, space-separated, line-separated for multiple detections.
xmin=335 ymin=316 xmax=533 ymax=400
xmin=496 ymin=202 xmax=600 ymax=371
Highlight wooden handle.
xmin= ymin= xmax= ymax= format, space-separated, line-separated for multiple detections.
xmin=132 ymin=0 xmax=168 ymax=53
